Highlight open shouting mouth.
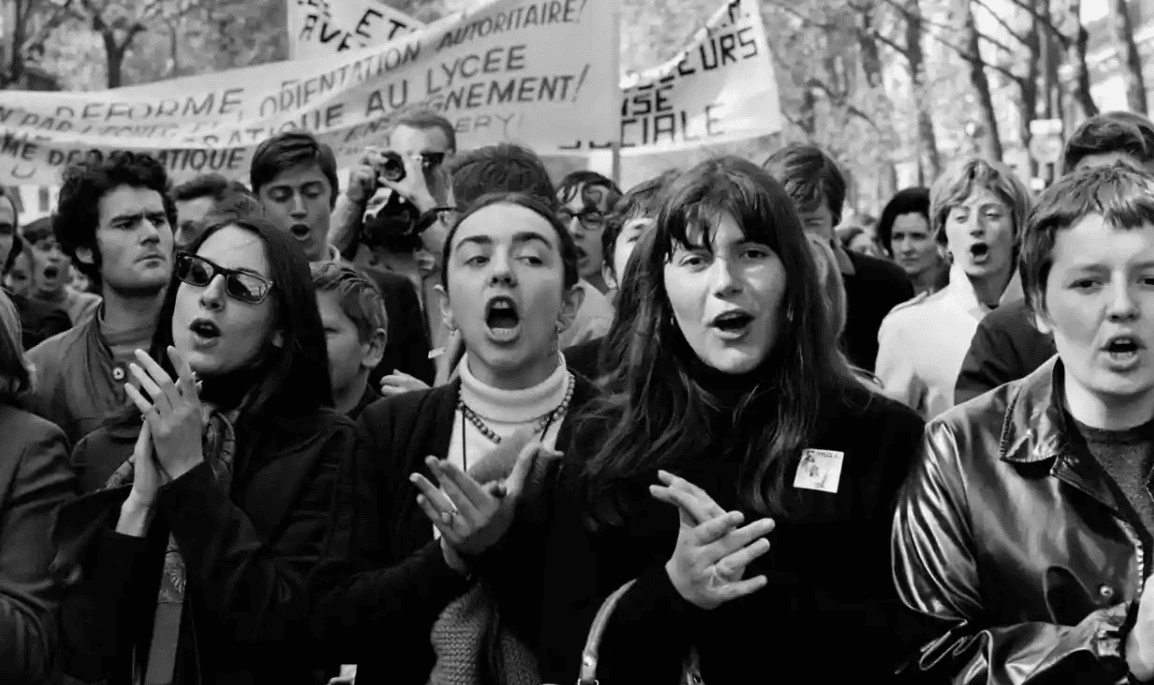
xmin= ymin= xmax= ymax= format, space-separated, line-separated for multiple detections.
xmin=485 ymin=295 xmax=521 ymax=343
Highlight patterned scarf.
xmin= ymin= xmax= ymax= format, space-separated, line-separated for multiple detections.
xmin=103 ymin=404 xmax=239 ymax=685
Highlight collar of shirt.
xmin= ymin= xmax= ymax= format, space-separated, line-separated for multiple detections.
xmin=946 ymin=262 xmax=1023 ymax=319
xmin=834 ymin=241 xmax=856 ymax=276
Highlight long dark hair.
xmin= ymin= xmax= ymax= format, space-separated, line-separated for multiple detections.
xmin=578 ymin=157 xmax=858 ymax=524
xmin=145 ymin=216 xmax=333 ymax=422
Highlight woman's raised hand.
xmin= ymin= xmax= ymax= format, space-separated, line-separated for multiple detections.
xmin=650 ymin=472 xmax=775 ymax=610
xmin=123 ymin=346 xmax=205 ymax=482
xmin=411 ymin=441 xmax=557 ymax=559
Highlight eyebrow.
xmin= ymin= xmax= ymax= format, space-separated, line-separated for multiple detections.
xmin=456 ymin=231 xmax=554 ymax=250
xmin=111 ymin=210 xmax=164 ymax=223
xmin=1065 ymin=260 xmax=1154 ymax=271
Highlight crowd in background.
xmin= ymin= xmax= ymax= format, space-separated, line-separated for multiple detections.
xmin=1 ymin=107 xmax=1154 ymax=684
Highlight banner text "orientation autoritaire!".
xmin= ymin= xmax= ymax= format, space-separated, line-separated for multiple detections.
xmin=287 ymin=0 xmax=782 ymax=156
xmin=0 ymin=0 xmax=619 ymax=185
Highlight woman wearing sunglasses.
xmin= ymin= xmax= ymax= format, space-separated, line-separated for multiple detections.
xmin=53 ymin=216 xmax=355 ymax=684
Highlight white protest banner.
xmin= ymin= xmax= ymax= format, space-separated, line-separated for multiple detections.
xmin=287 ymin=0 xmax=426 ymax=61
xmin=0 ymin=0 xmax=619 ymax=185
xmin=559 ymin=0 xmax=781 ymax=155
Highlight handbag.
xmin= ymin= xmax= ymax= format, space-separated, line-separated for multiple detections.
xmin=563 ymin=579 xmax=704 ymax=685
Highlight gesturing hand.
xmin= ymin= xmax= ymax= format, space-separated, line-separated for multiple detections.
xmin=123 ymin=346 xmax=204 ymax=483
xmin=126 ymin=421 xmax=167 ymax=510
xmin=651 ymin=474 xmax=775 ymax=611
xmin=410 ymin=441 xmax=547 ymax=558
xmin=379 ymin=153 xmax=452 ymax=215
xmin=379 ymin=370 xmax=430 ymax=397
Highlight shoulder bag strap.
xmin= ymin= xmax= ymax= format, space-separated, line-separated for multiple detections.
xmin=576 ymin=579 xmax=637 ymax=685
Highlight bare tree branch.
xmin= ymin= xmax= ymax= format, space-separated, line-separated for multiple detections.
xmin=876 ymin=0 xmax=1020 ymax=56
xmin=1000 ymin=0 xmax=1072 ymax=46
xmin=971 ymin=0 xmax=1031 ymax=45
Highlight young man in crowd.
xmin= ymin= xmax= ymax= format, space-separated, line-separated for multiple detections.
xmin=24 ymin=152 xmax=175 ymax=445
xmin=551 ymin=171 xmax=617 ymax=348
xmin=312 ymin=261 xmax=388 ymax=420
xmin=557 ymin=171 xmax=621 ymax=295
xmin=565 ymin=170 xmax=677 ymax=378
xmin=763 ymin=144 xmax=914 ymax=372
xmin=876 ymin=158 xmax=1030 ymax=419
xmin=893 ymin=163 xmax=1154 ymax=684
xmin=329 ymin=111 xmax=457 ymax=348
xmin=19 ymin=216 xmax=101 ymax=324
xmin=250 ymin=130 xmax=433 ymax=385
xmin=171 ymin=172 xmax=253 ymax=251
xmin=2 ymin=233 xmax=70 ymax=350
xmin=954 ymin=110 xmax=1154 ymax=405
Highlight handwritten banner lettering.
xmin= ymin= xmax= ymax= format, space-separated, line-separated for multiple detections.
xmin=559 ymin=0 xmax=781 ymax=155
xmin=287 ymin=0 xmax=426 ymax=60
xmin=0 ymin=0 xmax=619 ymax=185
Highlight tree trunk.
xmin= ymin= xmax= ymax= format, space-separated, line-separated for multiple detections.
xmin=1106 ymin=0 xmax=1147 ymax=114
xmin=4 ymin=0 xmax=27 ymax=87
xmin=101 ymin=29 xmax=123 ymax=88
xmin=857 ymin=5 xmax=884 ymax=89
xmin=958 ymin=0 xmax=1003 ymax=160
xmin=903 ymin=0 xmax=942 ymax=178
xmin=1039 ymin=0 xmax=1059 ymax=119
xmin=1063 ymin=0 xmax=1098 ymax=117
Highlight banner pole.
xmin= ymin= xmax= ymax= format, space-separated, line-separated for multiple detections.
xmin=610 ymin=3 xmax=622 ymax=186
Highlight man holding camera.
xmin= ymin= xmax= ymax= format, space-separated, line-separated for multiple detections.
xmin=329 ymin=111 xmax=458 ymax=350
xmin=251 ymin=130 xmax=434 ymax=385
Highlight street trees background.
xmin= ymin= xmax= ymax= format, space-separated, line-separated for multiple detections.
xmin=0 ymin=0 xmax=1140 ymax=214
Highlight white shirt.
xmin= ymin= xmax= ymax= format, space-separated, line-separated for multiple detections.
xmin=559 ymin=280 xmax=613 ymax=349
xmin=434 ymin=353 xmax=570 ymax=538
xmin=875 ymin=264 xmax=1023 ymax=419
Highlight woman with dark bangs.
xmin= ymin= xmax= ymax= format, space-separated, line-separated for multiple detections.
xmin=485 ymin=157 xmax=928 ymax=684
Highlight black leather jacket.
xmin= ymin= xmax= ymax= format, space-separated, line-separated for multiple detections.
xmin=892 ymin=357 xmax=1143 ymax=684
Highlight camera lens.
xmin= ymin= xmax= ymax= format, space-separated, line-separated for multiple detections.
xmin=380 ymin=151 xmax=406 ymax=183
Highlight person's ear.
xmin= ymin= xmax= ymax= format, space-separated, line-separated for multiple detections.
xmin=602 ymin=261 xmax=618 ymax=292
xmin=1030 ymin=295 xmax=1052 ymax=335
xmin=361 ymin=328 xmax=387 ymax=370
xmin=75 ymin=246 xmax=95 ymax=266
xmin=435 ymin=283 xmax=455 ymax=332
xmin=557 ymin=282 xmax=586 ymax=333
xmin=271 ymin=330 xmax=285 ymax=348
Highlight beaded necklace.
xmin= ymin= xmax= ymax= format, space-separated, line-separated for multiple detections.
xmin=456 ymin=372 xmax=576 ymax=470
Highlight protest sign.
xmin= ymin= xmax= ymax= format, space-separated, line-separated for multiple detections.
xmin=559 ymin=0 xmax=781 ymax=155
xmin=287 ymin=0 xmax=426 ymax=61
xmin=0 ymin=0 xmax=620 ymax=185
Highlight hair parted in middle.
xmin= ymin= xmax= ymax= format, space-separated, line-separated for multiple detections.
xmin=577 ymin=156 xmax=859 ymax=527
xmin=929 ymin=157 xmax=1031 ymax=246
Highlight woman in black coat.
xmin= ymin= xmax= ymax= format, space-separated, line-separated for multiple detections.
xmin=309 ymin=192 xmax=598 ymax=685
xmin=53 ymin=216 xmax=355 ymax=685
xmin=0 ymin=289 xmax=76 ymax=682
xmin=463 ymin=159 xmax=930 ymax=684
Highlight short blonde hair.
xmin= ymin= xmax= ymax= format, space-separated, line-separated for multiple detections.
xmin=930 ymin=158 xmax=1031 ymax=244
xmin=0 ymin=289 xmax=32 ymax=402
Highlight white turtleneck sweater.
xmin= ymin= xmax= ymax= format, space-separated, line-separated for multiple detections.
xmin=434 ymin=353 xmax=570 ymax=539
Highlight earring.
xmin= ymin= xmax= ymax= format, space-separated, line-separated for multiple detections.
xmin=555 ymin=320 xmax=563 ymax=334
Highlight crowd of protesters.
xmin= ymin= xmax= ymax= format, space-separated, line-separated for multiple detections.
xmin=2 ymin=107 xmax=1154 ymax=684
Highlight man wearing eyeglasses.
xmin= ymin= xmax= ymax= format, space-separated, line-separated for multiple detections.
xmin=554 ymin=171 xmax=619 ymax=349
xmin=329 ymin=111 xmax=457 ymax=350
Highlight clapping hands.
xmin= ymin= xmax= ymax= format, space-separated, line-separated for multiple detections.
xmin=650 ymin=471 xmax=775 ymax=610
